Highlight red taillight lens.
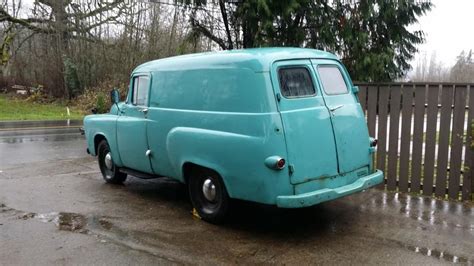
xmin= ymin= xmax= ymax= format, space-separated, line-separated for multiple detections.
xmin=371 ymin=139 xmax=378 ymax=147
xmin=276 ymin=159 xmax=286 ymax=169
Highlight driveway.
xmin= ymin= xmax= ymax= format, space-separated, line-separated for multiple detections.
xmin=0 ymin=121 xmax=473 ymax=265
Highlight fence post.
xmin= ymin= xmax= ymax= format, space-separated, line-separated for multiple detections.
xmin=358 ymin=85 xmax=368 ymax=115
xmin=423 ymin=85 xmax=439 ymax=196
xmin=465 ymin=85 xmax=474 ymax=200
xmin=399 ymin=84 xmax=414 ymax=192
xmin=410 ymin=84 xmax=427 ymax=194
xmin=435 ymin=85 xmax=454 ymax=197
xmin=448 ymin=86 xmax=467 ymax=199
xmin=387 ymin=86 xmax=401 ymax=191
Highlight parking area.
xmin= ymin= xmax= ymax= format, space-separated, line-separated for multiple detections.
xmin=0 ymin=124 xmax=473 ymax=265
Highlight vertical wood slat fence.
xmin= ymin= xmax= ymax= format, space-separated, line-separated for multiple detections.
xmin=355 ymin=83 xmax=474 ymax=201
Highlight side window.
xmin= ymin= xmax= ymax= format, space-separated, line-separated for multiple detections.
xmin=317 ymin=66 xmax=348 ymax=95
xmin=132 ymin=76 xmax=150 ymax=106
xmin=278 ymin=67 xmax=316 ymax=98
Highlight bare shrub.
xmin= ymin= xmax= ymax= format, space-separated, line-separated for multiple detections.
xmin=75 ymin=80 xmax=128 ymax=114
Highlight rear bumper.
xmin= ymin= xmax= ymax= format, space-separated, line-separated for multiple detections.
xmin=276 ymin=170 xmax=383 ymax=208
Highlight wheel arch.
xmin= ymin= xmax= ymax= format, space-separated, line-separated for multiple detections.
xmin=94 ymin=134 xmax=107 ymax=155
xmin=181 ymin=161 xmax=233 ymax=198
xmin=92 ymin=132 xmax=124 ymax=167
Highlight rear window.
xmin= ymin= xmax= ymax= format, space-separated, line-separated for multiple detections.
xmin=317 ymin=66 xmax=348 ymax=95
xmin=278 ymin=67 xmax=316 ymax=98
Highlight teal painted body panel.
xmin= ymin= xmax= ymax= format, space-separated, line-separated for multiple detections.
xmin=83 ymin=47 xmax=383 ymax=208
xmin=116 ymin=107 xmax=152 ymax=173
xmin=83 ymin=113 xmax=123 ymax=166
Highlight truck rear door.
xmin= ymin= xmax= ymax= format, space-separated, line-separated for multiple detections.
xmin=311 ymin=59 xmax=370 ymax=174
xmin=271 ymin=60 xmax=339 ymax=184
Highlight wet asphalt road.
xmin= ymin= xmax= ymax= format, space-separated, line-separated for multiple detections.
xmin=0 ymin=121 xmax=473 ymax=265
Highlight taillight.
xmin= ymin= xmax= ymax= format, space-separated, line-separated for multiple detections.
xmin=264 ymin=156 xmax=286 ymax=170
xmin=276 ymin=158 xmax=286 ymax=170
xmin=370 ymin=138 xmax=378 ymax=147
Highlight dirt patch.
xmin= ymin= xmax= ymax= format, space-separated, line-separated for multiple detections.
xmin=56 ymin=212 xmax=87 ymax=232
xmin=18 ymin=212 xmax=36 ymax=220
xmin=98 ymin=218 xmax=113 ymax=230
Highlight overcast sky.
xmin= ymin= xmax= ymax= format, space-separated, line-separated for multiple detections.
xmin=411 ymin=0 xmax=474 ymax=66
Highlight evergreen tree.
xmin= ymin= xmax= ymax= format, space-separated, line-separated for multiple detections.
xmin=450 ymin=50 xmax=474 ymax=82
xmin=186 ymin=0 xmax=432 ymax=82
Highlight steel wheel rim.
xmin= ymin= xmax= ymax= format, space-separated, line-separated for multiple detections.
xmin=104 ymin=152 xmax=113 ymax=170
xmin=99 ymin=149 xmax=114 ymax=179
xmin=202 ymin=178 xmax=217 ymax=202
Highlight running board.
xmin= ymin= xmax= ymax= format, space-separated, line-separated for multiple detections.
xmin=119 ymin=167 xmax=164 ymax=179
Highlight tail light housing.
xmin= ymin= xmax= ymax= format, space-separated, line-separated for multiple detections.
xmin=370 ymin=138 xmax=378 ymax=147
xmin=264 ymin=156 xmax=286 ymax=170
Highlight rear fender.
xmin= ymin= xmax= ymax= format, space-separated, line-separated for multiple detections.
xmin=166 ymin=123 xmax=293 ymax=205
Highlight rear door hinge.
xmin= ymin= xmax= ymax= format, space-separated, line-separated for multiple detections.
xmin=288 ymin=164 xmax=295 ymax=176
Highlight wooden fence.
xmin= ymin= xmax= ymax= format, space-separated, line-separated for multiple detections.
xmin=355 ymin=82 xmax=474 ymax=201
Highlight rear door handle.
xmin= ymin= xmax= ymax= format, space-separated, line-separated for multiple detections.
xmin=139 ymin=108 xmax=148 ymax=114
xmin=329 ymin=105 xmax=344 ymax=112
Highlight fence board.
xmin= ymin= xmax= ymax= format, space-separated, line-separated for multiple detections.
xmin=423 ymin=85 xmax=439 ymax=196
xmin=435 ymin=85 xmax=454 ymax=197
xmin=376 ymin=86 xmax=390 ymax=174
xmin=387 ymin=86 xmax=401 ymax=190
xmin=448 ymin=86 xmax=467 ymax=199
xmin=399 ymin=85 xmax=414 ymax=192
xmin=410 ymin=85 xmax=426 ymax=194
xmin=359 ymin=85 xmax=368 ymax=114
xmin=464 ymin=85 xmax=474 ymax=200
xmin=367 ymin=86 xmax=378 ymax=137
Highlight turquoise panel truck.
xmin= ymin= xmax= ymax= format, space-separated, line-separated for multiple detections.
xmin=83 ymin=48 xmax=383 ymax=223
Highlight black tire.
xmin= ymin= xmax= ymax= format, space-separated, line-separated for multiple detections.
xmin=97 ymin=140 xmax=127 ymax=184
xmin=188 ymin=168 xmax=230 ymax=224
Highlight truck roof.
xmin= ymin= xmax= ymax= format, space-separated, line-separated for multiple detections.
xmin=133 ymin=47 xmax=339 ymax=74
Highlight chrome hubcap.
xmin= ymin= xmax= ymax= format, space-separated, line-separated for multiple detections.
xmin=202 ymin=178 xmax=216 ymax=202
xmin=104 ymin=152 xmax=113 ymax=170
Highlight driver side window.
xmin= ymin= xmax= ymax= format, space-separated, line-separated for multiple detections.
xmin=132 ymin=76 xmax=150 ymax=106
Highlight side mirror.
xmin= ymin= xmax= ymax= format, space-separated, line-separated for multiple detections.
xmin=352 ymin=86 xmax=359 ymax=94
xmin=110 ymin=88 xmax=120 ymax=104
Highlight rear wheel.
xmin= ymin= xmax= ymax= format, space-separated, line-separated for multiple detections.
xmin=97 ymin=140 xmax=127 ymax=184
xmin=188 ymin=168 xmax=229 ymax=224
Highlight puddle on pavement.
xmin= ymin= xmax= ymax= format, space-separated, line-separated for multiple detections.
xmin=362 ymin=192 xmax=474 ymax=231
xmin=399 ymin=242 xmax=471 ymax=264
xmin=0 ymin=134 xmax=84 ymax=144
xmin=18 ymin=212 xmax=36 ymax=220
xmin=56 ymin=212 xmax=87 ymax=232
xmin=0 ymin=203 xmax=14 ymax=213
xmin=16 ymin=211 xmax=113 ymax=234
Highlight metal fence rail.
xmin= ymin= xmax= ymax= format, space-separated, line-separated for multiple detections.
xmin=355 ymin=83 xmax=474 ymax=201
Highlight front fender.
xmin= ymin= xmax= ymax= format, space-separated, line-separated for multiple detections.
xmin=83 ymin=114 xmax=123 ymax=167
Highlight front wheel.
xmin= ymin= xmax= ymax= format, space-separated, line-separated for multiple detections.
xmin=188 ymin=168 xmax=230 ymax=224
xmin=97 ymin=140 xmax=127 ymax=184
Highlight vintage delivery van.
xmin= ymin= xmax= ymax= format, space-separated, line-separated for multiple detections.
xmin=83 ymin=48 xmax=383 ymax=223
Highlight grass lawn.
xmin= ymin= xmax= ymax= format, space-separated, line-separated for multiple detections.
xmin=0 ymin=94 xmax=84 ymax=121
